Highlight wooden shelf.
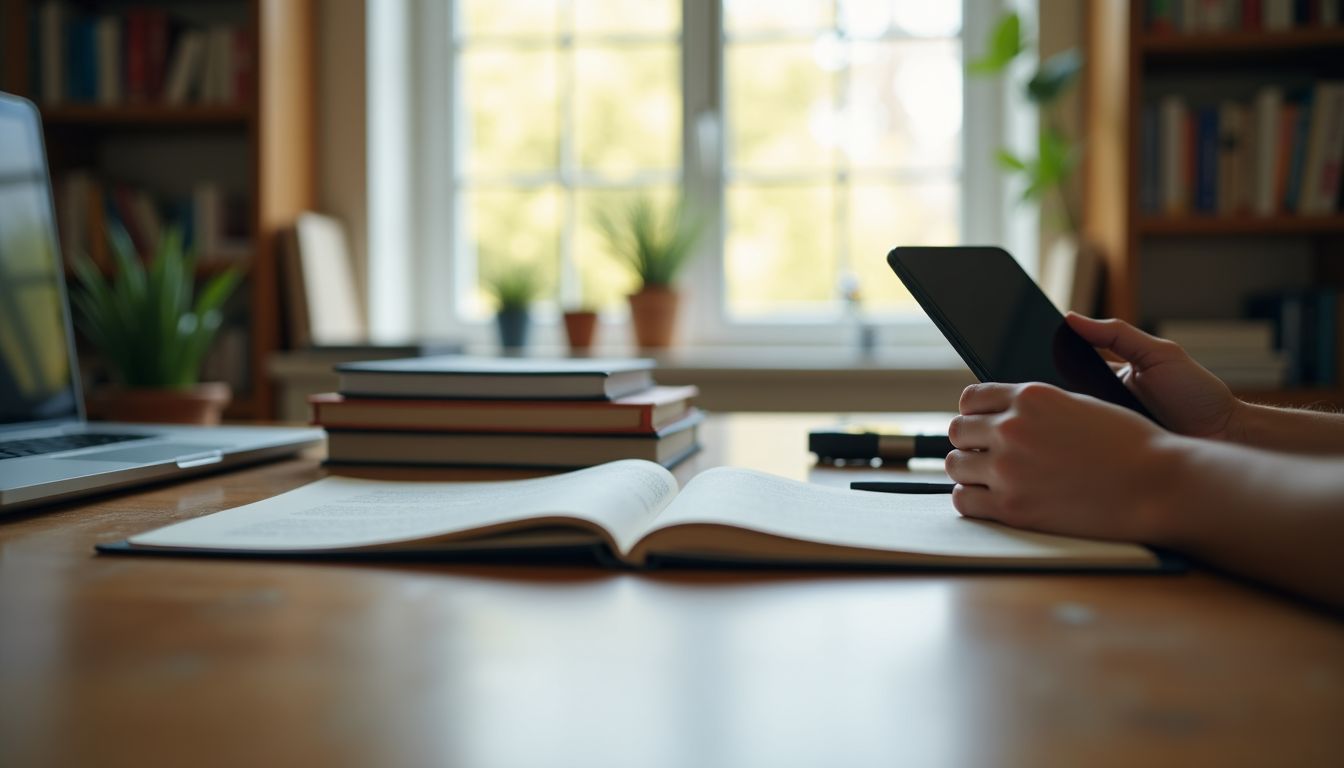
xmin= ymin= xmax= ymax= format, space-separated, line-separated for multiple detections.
xmin=1139 ymin=215 xmax=1344 ymax=236
xmin=40 ymin=104 xmax=252 ymax=126
xmin=1140 ymin=27 xmax=1344 ymax=56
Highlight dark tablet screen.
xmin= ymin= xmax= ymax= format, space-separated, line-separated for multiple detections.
xmin=887 ymin=246 xmax=1158 ymax=424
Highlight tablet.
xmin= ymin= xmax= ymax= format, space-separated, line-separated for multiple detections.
xmin=886 ymin=246 xmax=1161 ymax=425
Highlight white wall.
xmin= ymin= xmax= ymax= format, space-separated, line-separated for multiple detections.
xmin=317 ymin=0 xmax=369 ymax=297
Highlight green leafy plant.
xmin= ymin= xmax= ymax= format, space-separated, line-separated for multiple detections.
xmin=594 ymin=193 xmax=704 ymax=290
xmin=482 ymin=257 xmax=545 ymax=312
xmin=969 ymin=12 xmax=1083 ymax=233
xmin=70 ymin=223 xmax=241 ymax=389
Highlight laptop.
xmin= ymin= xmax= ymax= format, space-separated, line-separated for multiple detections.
xmin=0 ymin=92 xmax=323 ymax=513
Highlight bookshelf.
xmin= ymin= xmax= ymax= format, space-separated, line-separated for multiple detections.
xmin=1084 ymin=0 xmax=1344 ymax=408
xmin=0 ymin=0 xmax=314 ymax=420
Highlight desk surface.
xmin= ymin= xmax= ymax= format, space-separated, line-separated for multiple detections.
xmin=1 ymin=413 xmax=1341 ymax=767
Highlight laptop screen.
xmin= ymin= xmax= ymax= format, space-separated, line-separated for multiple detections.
xmin=0 ymin=95 xmax=81 ymax=427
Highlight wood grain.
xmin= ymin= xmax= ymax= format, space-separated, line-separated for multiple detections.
xmin=1 ymin=413 xmax=1341 ymax=768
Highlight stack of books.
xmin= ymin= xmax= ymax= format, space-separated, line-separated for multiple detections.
xmin=1157 ymin=319 xmax=1291 ymax=389
xmin=310 ymin=357 xmax=702 ymax=470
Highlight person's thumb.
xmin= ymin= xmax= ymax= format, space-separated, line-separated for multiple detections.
xmin=1065 ymin=312 xmax=1180 ymax=369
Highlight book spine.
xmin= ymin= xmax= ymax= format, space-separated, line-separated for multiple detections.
xmin=1150 ymin=0 xmax=1177 ymax=31
xmin=146 ymin=10 xmax=169 ymax=101
xmin=1311 ymin=83 xmax=1344 ymax=212
xmin=1315 ymin=291 xmax=1337 ymax=387
xmin=1217 ymin=101 xmax=1239 ymax=215
xmin=1141 ymin=104 xmax=1159 ymax=214
xmin=1284 ymin=94 xmax=1313 ymax=212
xmin=125 ymin=10 xmax=148 ymax=103
xmin=95 ymin=15 xmax=120 ymax=106
xmin=1161 ymin=97 xmax=1188 ymax=214
xmin=1196 ymin=107 xmax=1220 ymax=213
xmin=1253 ymin=87 xmax=1283 ymax=215
xmin=40 ymin=1 xmax=65 ymax=105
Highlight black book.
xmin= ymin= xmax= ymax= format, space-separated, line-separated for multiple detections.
xmin=336 ymin=356 xmax=656 ymax=401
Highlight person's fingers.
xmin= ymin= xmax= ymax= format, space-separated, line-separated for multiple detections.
xmin=950 ymin=483 xmax=997 ymax=520
xmin=944 ymin=449 xmax=993 ymax=485
xmin=958 ymin=383 xmax=1018 ymax=415
xmin=947 ymin=414 xmax=995 ymax=449
xmin=1065 ymin=313 xmax=1178 ymax=369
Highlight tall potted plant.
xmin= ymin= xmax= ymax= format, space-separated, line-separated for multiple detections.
xmin=71 ymin=223 xmax=241 ymax=425
xmin=482 ymin=259 xmax=544 ymax=351
xmin=970 ymin=12 xmax=1095 ymax=312
xmin=594 ymin=194 xmax=703 ymax=348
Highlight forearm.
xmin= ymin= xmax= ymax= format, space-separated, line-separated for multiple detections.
xmin=1145 ymin=435 xmax=1344 ymax=610
xmin=1228 ymin=402 xmax=1344 ymax=454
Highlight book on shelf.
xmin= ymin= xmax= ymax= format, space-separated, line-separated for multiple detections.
xmin=96 ymin=460 xmax=1170 ymax=572
xmin=33 ymin=0 xmax=251 ymax=108
xmin=310 ymin=385 xmax=700 ymax=434
xmin=1246 ymin=289 xmax=1340 ymax=387
xmin=53 ymin=172 xmax=248 ymax=264
xmin=1147 ymin=0 xmax=1344 ymax=33
xmin=1156 ymin=319 xmax=1289 ymax=389
xmin=335 ymin=356 xmax=656 ymax=401
xmin=1143 ymin=82 xmax=1344 ymax=218
xmin=281 ymin=213 xmax=367 ymax=349
xmin=324 ymin=410 xmax=704 ymax=470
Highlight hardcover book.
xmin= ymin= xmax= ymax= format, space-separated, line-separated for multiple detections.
xmin=336 ymin=356 xmax=656 ymax=401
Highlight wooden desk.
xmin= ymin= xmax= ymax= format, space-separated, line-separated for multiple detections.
xmin=1 ymin=414 xmax=1341 ymax=767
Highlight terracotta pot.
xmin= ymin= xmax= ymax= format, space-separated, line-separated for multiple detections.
xmin=562 ymin=310 xmax=599 ymax=352
xmin=88 ymin=382 xmax=232 ymax=425
xmin=627 ymin=286 xmax=680 ymax=348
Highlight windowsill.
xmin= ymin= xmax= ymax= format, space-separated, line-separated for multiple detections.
xmin=267 ymin=343 xmax=974 ymax=420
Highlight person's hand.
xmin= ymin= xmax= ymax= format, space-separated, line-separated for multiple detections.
xmin=1066 ymin=313 xmax=1243 ymax=440
xmin=946 ymin=382 xmax=1178 ymax=543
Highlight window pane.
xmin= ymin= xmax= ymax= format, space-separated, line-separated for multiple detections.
xmin=463 ymin=188 xmax=562 ymax=318
xmin=845 ymin=40 xmax=961 ymax=170
xmin=835 ymin=0 xmax=962 ymax=39
xmin=459 ymin=0 xmax=560 ymax=38
xmin=726 ymin=184 xmax=836 ymax=317
xmin=575 ymin=0 xmax=679 ymax=36
xmin=727 ymin=43 xmax=834 ymax=174
xmin=848 ymin=180 xmax=958 ymax=312
xmin=460 ymin=49 xmax=560 ymax=177
xmin=725 ymin=0 xmax=833 ymax=33
xmin=575 ymin=45 xmax=680 ymax=176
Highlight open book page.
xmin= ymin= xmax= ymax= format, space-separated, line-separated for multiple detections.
xmin=128 ymin=460 xmax=679 ymax=553
xmin=631 ymin=467 xmax=1157 ymax=568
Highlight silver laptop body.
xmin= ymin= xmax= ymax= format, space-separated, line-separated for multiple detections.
xmin=0 ymin=92 xmax=322 ymax=513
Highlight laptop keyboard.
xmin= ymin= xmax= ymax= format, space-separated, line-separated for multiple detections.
xmin=0 ymin=433 xmax=152 ymax=460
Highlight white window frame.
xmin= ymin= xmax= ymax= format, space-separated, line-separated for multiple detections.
xmin=370 ymin=0 xmax=1033 ymax=349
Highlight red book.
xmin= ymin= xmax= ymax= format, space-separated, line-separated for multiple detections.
xmin=145 ymin=9 xmax=169 ymax=100
xmin=232 ymin=28 xmax=254 ymax=105
xmin=1243 ymin=0 xmax=1263 ymax=29
xmin=125 ymin=11 xmax=148 ymax=102
xmin=309 ymin=386 xmax=700 ymax=435
xmin=1277 ymin=103 xmax=1300 ymax=212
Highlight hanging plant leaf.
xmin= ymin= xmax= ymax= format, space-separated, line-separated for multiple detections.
xmin=967 ymin=13 xmax=1024 ymax=75
xmin=1026 ymin=49 xmax=1083 ymax=104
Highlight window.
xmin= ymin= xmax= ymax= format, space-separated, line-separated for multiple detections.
xmin=383 ymin=1 xmax=1012 ymax=345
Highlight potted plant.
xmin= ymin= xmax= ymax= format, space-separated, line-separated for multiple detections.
xmin=562 ymin=305 xmax=599 ymax=353
xmin=969 ymin=12 xmax=1097 ymax=313
xmin=71 ymin=223 xmax=241 ymax=425
xmin=594 ymin=193 xmax=704 ymax=348
xmin=482 ymin=259 xmax=544 ymax=351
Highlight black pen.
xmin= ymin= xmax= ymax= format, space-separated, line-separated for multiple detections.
xmin=850 ymin=481 xmax=956 ymax=494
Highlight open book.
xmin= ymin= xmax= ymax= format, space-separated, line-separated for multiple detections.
xmin=99 ymin=461 xmax=1166 ymax=570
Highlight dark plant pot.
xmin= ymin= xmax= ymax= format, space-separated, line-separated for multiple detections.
xmin=87 ymin=382 xmax=232 ymax=425
xmin=562 ymin=310 xmax=599 ymax=352
xmin=627 ymin=286 xmax=679 ymax=348
xmin=496 ymin=308 xmax=530 ymax=350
